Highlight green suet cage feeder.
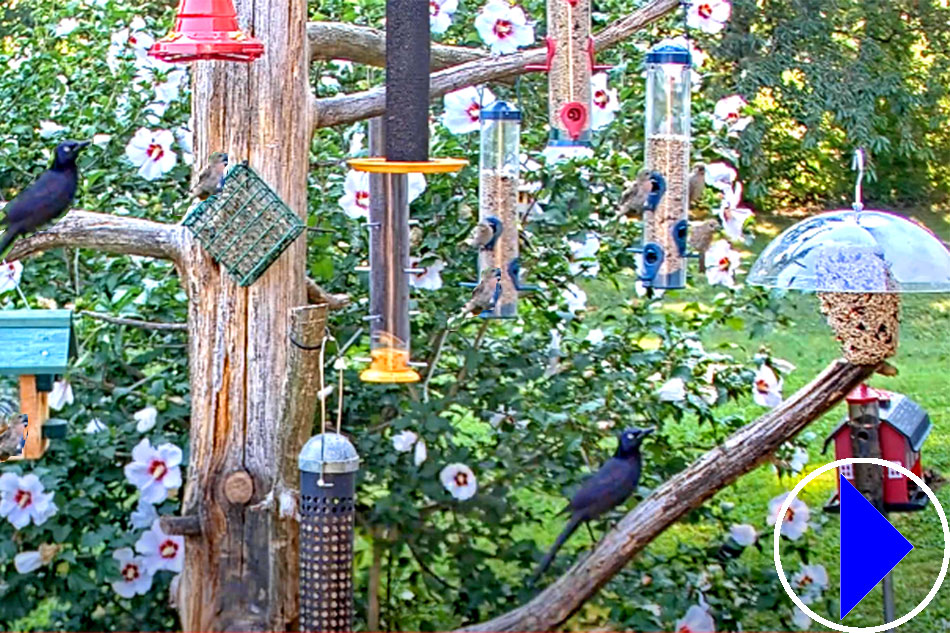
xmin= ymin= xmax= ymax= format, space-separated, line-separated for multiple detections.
xmin=183 ymin=162 xmax=305 ymax=286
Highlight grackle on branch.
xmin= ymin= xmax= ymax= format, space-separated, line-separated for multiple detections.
xmin=531 ymin=427 xmax=654 ymax=582
xmin=0 ymin=140 xmax=90 ymax=257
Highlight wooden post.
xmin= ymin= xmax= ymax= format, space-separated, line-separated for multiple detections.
xmin=177 ymin=0 xmax=313 ymax=628
xmin=19 ymin=375 xmax=48 ymax=460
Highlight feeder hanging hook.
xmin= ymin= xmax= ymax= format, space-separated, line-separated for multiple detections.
xmin=852 ymin=148 xmax=865 ymax=212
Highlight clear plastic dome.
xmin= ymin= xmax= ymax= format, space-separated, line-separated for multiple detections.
xmin=747 ymin=209 xmax=950 ymax=293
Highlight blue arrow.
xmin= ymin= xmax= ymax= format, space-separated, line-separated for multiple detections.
xmin=840 ymin=474 xmax=914 ymax=619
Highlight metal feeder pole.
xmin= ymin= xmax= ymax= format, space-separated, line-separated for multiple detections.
xmin=298 ymin=432 xmax=360 ymax=632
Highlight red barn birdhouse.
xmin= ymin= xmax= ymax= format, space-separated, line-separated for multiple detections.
xmin=823 ymin=386 xmax=932 ymax=513
xmin=149 ymin=0 xmax=265 ymax=63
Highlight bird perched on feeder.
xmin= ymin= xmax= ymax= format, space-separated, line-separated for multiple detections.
xmin=619 ymin=169 xmax=652 ymax=218
xmin=0 ymin=140 xmax=90 ymax=258
xmin=531 ymin=427 xmax=654 ymax=582
xmin=466 ymin=216 xmax=503 ymax=250
xmin=688 ymin=163 xmax=706 ymax=207
xmin=461 ymin=267 xmax=502 ymax=317
xmin=191 ymin=152 xmax=229 ymax=200
xmin=0 ymin=413 xmax=27 ymax=462
xmin=689 ymin=219 xmax=719 ymax=272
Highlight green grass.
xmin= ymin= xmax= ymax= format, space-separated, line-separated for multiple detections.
xmin=549 ymin=208 xmax=950 ymax=631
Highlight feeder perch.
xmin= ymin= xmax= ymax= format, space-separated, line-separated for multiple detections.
xmin=641 ymin=42 xmax=691 ymax=289
xmin=298 ymin=432 xmax=360 ymax=633
xmin=748 ymin=208 xmax=950 ymax=364
xmin=822 ymin=387 xmax=932 ymax=513
xmin=350 ymin=0 xmax=466 ymax=383
xmin=183 ymin=162 xmax=305 ymax=287
xmin=462 ymin=102 xmax=525 ymax=319
xmin=0 ymin=310 xmax=75 ymax=460
xmin=148 ymin=0 xmax=265 ymax=63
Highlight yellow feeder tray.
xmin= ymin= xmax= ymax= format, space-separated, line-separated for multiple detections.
xmin=349 ymin=157 xmax=468 ymax=174
xmin=360 ymin=347 xmax=422 ymax=384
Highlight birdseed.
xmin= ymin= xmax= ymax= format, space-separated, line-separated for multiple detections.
xmin=547 ymin=0 xmax=592 ymax=140
xmin=818 ymin=292 xmax=900 ymax=364
xmin=644 ymin=134 xmax=690 ymax=285
xmin=479 ymin=169 xmax=519 ymax=317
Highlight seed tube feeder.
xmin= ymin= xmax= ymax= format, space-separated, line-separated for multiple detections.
xmin=298 ymin=433 xmax=360 ymax=633
xmin=641 ymin=42 xmax=691 ymax=289
xmin=474 ymin=102 xmax=522 ymax=318
xmin=350 ymin=0 xmax=466 ymax=382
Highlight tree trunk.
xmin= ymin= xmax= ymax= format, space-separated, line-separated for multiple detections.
xmin=177 ymin=0 xmax=312 ymax=629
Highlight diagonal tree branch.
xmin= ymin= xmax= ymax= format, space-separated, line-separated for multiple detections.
xmin=308 ymin=21 xmax=486 ymax=69
xmin=311 ymin=0 xmax=681 ymax=130
xmin=457 ymin=359 xmax=878 ymax=632
xmin=6 ymin=211 xmax=186 ymax=265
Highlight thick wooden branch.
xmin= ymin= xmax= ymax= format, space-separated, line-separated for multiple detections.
xmin=311 ymin=0 xmax=680 ymax=130
xmin=458 ymin=359 xmax=878 ymax=632
xmin=6 ymin=211 xmax=186 ymax=266
xmin=308 ymin=21 xmax=485 ymax=69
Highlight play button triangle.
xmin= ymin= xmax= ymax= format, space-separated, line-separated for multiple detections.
xmin=840 ymin=474 xmax=914 ymax=619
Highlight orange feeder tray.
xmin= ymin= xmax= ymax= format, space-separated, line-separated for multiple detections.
xmin=360 ymin=347 xmax=421 ymax=384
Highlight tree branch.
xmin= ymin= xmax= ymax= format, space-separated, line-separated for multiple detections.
xmin=457 ymin=359 xmax=878 ymax=632
xmin=6 ymin=211 xmax=186 ymax=265
xmin=311 ymin=0 xmax=681 ymax=130
xmin=308 ymin=21 xmax=486 ymax=69
xmin=81 ymin=310 xmax=188 ymax=332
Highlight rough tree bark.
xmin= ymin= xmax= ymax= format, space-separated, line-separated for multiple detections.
xmin=457 ymin=359 xmax=878 ymax=632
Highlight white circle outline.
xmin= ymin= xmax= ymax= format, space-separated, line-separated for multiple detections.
xmin=773 ymin=457 xmax=950 ymax=633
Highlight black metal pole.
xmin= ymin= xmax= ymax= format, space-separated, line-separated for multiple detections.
xmin=385 ymin=0 xmax=431 ymax=162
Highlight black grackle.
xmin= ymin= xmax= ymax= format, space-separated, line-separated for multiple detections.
xmin=531 ymin=427 xmax=654 ymax=582
xmin=0 ymin=140 xmax=90 ymax=257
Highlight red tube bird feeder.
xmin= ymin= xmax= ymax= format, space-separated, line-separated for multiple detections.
xmin=148 ymin=0 xmax=264 ymax=63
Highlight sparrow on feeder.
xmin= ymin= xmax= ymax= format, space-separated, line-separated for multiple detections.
xmin=689 ymin=163 xmax=706 ymax=207
xmin=619 ymin=169 xmax=652 ymax=218
xmin=689 ymin=219 xmax=719 ymax=272
xmin=466 ymin=216 xmax=503 ymax=250
xmin=461 ymin=267 xmax=502 ymax=317
xmin=191 ymin=152 xmax=229 ymax=200
xmin=0 ymin=413 xmax=27 ymax=462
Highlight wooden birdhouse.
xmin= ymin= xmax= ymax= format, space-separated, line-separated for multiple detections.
xmin=0 ymin=310 xmax=75 ymax=460
xmin=823 ymin=386 xmax=932 ymax=513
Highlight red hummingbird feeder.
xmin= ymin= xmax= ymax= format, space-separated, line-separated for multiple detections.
xmin=148 ymin=0 xmax=264 ymax=63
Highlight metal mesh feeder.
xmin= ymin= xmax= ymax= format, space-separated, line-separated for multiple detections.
xmin=298 ymin=432 xmax=360 ymax=633
xmin=183 ymin=162 xmax=304 ymax=286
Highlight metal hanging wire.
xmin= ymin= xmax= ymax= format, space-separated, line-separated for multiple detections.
xmin=852 ymin=148 xmax=866 ymax=212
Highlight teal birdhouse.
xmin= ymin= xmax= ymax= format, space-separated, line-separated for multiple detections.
xmin=0 ymin=310 xmax=75 ymax=460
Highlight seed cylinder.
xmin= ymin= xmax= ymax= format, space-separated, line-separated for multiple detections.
xmin=478 ymin=102 xmax=522 ymax=318
xmin=298 ymin=433 xmax=360 ymax=633
xmin=643 ymin=42 xmax=691 ymax=289
xmin=546 ymin=0 xmax=593 ymax=153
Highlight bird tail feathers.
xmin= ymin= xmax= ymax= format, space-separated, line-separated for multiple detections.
xmin=530 ymin=514 xmax=582 ymax=584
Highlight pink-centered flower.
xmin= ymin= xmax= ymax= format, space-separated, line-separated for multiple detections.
xmin=440 ymin=463 xmax=478 ymax=501
xmin=338 ymin=170 xmax=426 ymax=220
xmin=124 ymin=438 xmax=183 ymax=504
xmin=686 ymin=0 xmax=731 ymax=34
xmin=475 ymin=0 xmax=535 ymax=55
xmin=111 ymin=547 xmax=154 ymax=598
xmin=675 ymin=604 xmax=716 ymax=632
xmin=0 ymin=473 xmax=57 ymax=530
xmin=136 ymin=519 xmax=185 ymax=574
xmin=713 ymin=94 xmax=753 ymax=134
xmin=768 ymin=493 xmax=810 ymax=541
xmin=430 ymin=0 xmax=459 ymax=34
xmin=752 ymin=364 xmax=783 ymax=408
xmin=0 ymin=260 xmax=22 ymax=294
xmin=409 ymin=257 xmax=445 ymax=291
xmin=442 ymin=86 xmax=496 ymax=135
xmin=590 ymin=73 xmax=621 ymax=131
xmin=125 ymin=128 xmax=178 ymax=181
xmin=704 ymin=162 xmax=738 ymax=193
xmin=704 ymin=240 xmax=742 ymax=288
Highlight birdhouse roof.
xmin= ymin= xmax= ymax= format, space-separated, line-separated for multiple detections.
xmin=823 ymin=391 xmax=932 ymax=453
xmin=0 ymin=310 xmax=75 ymax=376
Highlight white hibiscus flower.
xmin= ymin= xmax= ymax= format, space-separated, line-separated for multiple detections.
xmin=136 ymin=519 xmax=185 ymax=574
xmin=53 ymin=18 xmax=80 ymax=37
xmin=0 ymin=260 xmax=23 ymax=294
xmin=590 ymin=73 xmax=621 ymax=130
xmin=0 ymin=473 xmax=57 ymax=529
xmin=414 ymin=439 xmax=428 ymax=467
xmin=568 ymin=233 xmax=601 ymax=277
xmin=792 ymin=563 xmax=829 ymax=604
xmin=338 ymin=170 xmax=426 ymax=220
xmin=729 ymin=523 xmax=757 ymax=547
xmin=409 ymin=258 xmax=446 ymax=291
xmin=768 ymin=493 xmax=810 ymax=541
xmin=686 ymin=0 xmax=731 ymax=34
xmin=49 ymin=379 xmax=74 ymax=411
xmin=704 ymin=240 xmax=742 ymax=288
xmin=38 ymin=121 xmax=66 ymax=139
xmin=430 ymin=0 xmax=459 ymax=35
xmin=84 ymin=418 xmax=107 ymax=434
xmin=562 ymin=283 xmax=587 ymax=314
xmin=717 ymin=181 xmax=754 ymax=241
xmin=125 ymin=128 xmax=178 ymax=181
xmin=713 ymin=94 xmax=753 ymax=134
xmin=111 ymin=548 xmax=154 ymax=598
xmin=134 ymin=406 xmax=158 ymax=433
xmin=124 ymin=438 xmax=183 ymax=504
xmin=442 ymin=86 xmax=496 ymax=135
xmin=752 ymin=365 xmax=783 ymax=408
xmin=657 ymin=378 xmax=686 ymax=402
xmin=585 ymin=328 xmax=605 ymax=345
xmin=792 ymin=606 xmax=812 ymax=630
xmin=130 ymin=498 xmax=159 ymax=529
xmin=14 ymin=544 xmax=59 ymax=574
xmin=440 ymin=463 xmax=478 ymax=501
xmin=392 ymin=430 xmax=419 ymax=453
xmin=474 ymin=0 xmax=535 ymax=55
xmin=675 ymin=603 xmax=716 ymax=632
xmin=704 ymin=162 xmax=738 ymax=192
